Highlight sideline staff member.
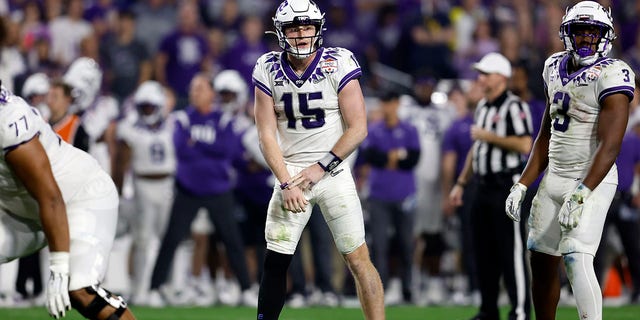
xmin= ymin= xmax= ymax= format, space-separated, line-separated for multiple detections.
xmin=449 ymin=52 xmax=533 ymax=320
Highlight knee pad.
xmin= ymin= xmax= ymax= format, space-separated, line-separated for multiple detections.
xmin=71 ymin=284 xmax=128 ymax=320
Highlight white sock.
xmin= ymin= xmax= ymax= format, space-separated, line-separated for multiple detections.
xmin=563 ymin=252 xmax=602 ymax=320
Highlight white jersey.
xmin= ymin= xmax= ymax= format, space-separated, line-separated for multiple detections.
xmin=252 ymin=47 xmax=362 ymax=166
xmin=0 ymin=89 xmax=106 ymax=221
xmin=116 ymin=116 xmax=176 ymax=176
xmin=398 ymin=95 xmax=455 ymax=181
xmin=543 ymin=52 xmax=635 ymax=183
xmin=83 ymin=95 xmax=120 ymax=174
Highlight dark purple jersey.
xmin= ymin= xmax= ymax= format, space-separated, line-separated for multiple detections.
xmin=441 ymin=114 xmax=474 ymax=176
xmin=173 ymin=106 xmax=241 ymax=195
xmin=616 ymin=131 xmax=640 ymax=192
xmin=363 ymin=120 xmax=421 ymax=201
xmin=159 ymin=31 xmax=208 ymax=96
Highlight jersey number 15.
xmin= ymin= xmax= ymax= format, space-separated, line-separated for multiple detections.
xmin=282 ymin=92 xmax=325 ymax=129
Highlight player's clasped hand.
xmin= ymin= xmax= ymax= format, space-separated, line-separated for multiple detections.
xmin=287 ymin=165 xmax=324 ymax=191
xmin=281 ymin=186 xmax=309 ymax=213
xmin=558 ymin=183 xmax=592 ymax=230
xmin=46 ymin=252 xmax=71 ymax=319
xmin=505 ymin=182 xmax=527 ymax=222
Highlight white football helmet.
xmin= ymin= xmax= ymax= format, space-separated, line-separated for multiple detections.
xmin=22 ymin=73 xmax=50 ymax=98
xmin=213 ymin=70 xmax=248 ymax=114
xmin=63 ymin=57 xmax=103 ymax=112
xmin=559 ymin=1 xmax=615 ymax=66
xmin=133 ymin=81 xmax=166 ymax=125
xmin=272 ymin=0 xmax=325 ymax=59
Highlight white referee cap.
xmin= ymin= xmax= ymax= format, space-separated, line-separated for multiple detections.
xmin=473 ymin=52 xmax=512 ymax=78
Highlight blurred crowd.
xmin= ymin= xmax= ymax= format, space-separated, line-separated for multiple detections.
xmin=1 ymin=0 xmax=639 ymax=103
xmin=0 ymin=0 xmax=639 ymax=310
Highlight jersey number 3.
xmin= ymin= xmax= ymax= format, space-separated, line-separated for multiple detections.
xmin=282 ymin=92 xmax=325 ymax=129
xmin=552 ymin=91 xmax=570 ymax=132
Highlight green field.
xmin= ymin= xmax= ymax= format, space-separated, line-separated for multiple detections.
xmin=2 ymin=306 xmax=640 ymax=320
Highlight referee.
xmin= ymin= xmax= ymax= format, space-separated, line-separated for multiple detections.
xmin=449 ymin=52 xmax=532 ymax=320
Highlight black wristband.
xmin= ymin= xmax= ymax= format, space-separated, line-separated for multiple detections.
xmin=318 ymin=151 xmax=343 ymax=172
xmin=279 ymin=182 xmax=289 ymax=190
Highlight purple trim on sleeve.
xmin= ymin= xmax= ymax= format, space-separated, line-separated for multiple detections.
xmin=338 ymin=69 xmax=362 ymax=93
xmin=3 ymin=133 xmax=39 ymax=153
xmin=253 ymin=78 xmax=272 ymax=97
xmin=598 ymin=85 xmax=635 ymax=103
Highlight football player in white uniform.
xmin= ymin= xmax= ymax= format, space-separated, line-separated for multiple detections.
xmin=113 ymin=81 xmax=176 ymax=306
xmin=505 ymin=2 xmax=635 ymax=320
xmin=0 ymin=85 xmax=135 ymax=319
xmin=63 ymin=57 xmax=120 ymax=174
xmin=22 ymin=72 xmax=51 ymax=121
xmin=397 ymin=78 xmax=454 ymax=305
xmin=253 ymin=0 xmax=384 ymax=319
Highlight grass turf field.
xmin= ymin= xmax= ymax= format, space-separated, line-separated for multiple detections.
xmin=2 ymin=305 xmax=640 ymax=320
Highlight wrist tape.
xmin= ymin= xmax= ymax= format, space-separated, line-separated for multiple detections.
xmin=318 ymin=151 xmax=342 ymax=172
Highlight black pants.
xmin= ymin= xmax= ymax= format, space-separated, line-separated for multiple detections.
xmin=472 ymin=174 xmax=531 ymax=320
xmin=237 ymin=193 xmax=268 ymax=282
xmin=288 ymin=205 xmax=335 ymax=295
xmin=594 ymin=190 xmax=640 ymax=298
xmin=150 ymin=186 xmax=251 ymax=290
xmin=459 ymin=179 xmax=479 ymax=293
xmin=16 ymin=251 xmax=42 ymax=298
xmin=368 ymin=198 xmax=415 ymax=299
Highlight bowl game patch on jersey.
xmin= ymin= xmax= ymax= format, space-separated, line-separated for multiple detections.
xmin=321 ymin=58 xmax=338 ymax=74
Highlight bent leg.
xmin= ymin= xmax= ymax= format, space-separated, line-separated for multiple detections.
xmin=530 ymin=251 xmax=561 ymax=320
xmin=344 ymin=243 xmax=385 ymax=320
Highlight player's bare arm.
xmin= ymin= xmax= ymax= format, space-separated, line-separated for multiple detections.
xmin=255 ymin=87 xmax=290 ymax=184
xmin=449 ymin=145 xmax=474 ymax=207
xmin=287 ymin=79 xmax=367 ymax=191
xmin=254 ymin=87 xmax=308 ymax=213
xmin=518 ymin=102 xmax=552 ymax=187
xmin=104 ymin=121 xmax=118 ymax=175
xmin=333 ymin=79 xmax=368 ymax=158
xmin=6 ymin=136 xmax=69 ymax=252
xmin=581 ymin=93 xmax=630 ymax=190
xmin=153 ymin=52 xmax=169 ymax=87
xmin=441 ymin=150 xmax=458 ymax=216
xmin=112 ymin=140 xmax=132 ymax=195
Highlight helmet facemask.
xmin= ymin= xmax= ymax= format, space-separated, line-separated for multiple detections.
xmin=136 ymin=102 xmax=162 ymax=126
xmin=272 ymin=0 xmax=325 ymax=59
xmin=219 ymin=90 xmax=242 ymax=114
xmin=63 ymin=57 xmax=102 ymax=112
xmin=276 ymin=19 xmax=323 ymax=59
xmin=133 ymin=81 xmax=166 ymax=126
xmin=213 ymin=69 xmax=248 ymax=114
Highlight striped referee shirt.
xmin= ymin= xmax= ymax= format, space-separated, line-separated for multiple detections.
xmin=472 ymin=90 xmax=533 ymax=176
